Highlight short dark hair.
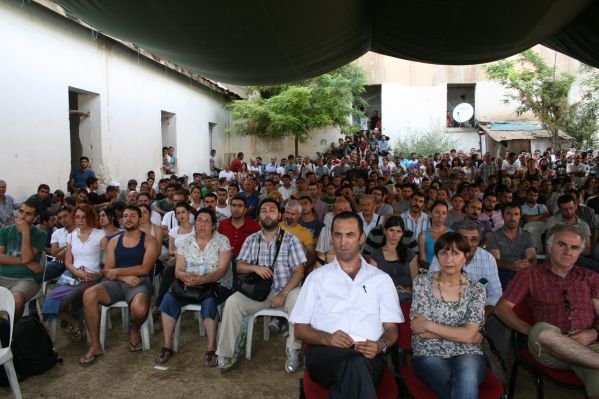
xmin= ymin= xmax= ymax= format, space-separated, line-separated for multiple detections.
xmin=372 ymin=186 xmax=388 ymax=196
xmin=332 ymin=211 xmax=364 ymax=236
xmin=434 ymin=232 xmax=471 ymax=257
xmin=430 ymin=200 xmax=449 ymax=212
xmin=39 ymin=211 xmax=53 ymax=223
xmin=259 ymin=198 xmax=281 ymax=212
xmin=79 ymin=156 xmax=89 ymax=162
xmin=298 ymin=195 xmax=313 ymax=203
xmin=196 ymin=207 xmax=217 ymax=227
xmin=557 ymin=194 xmax=576 ymax=207
xmin=86 ymin=176 xmax=99 ymax=186
xmin=37 ymin=184 xmax=50 ymax=192
xmin=174 ymin=201 xmax=192 ymax=213
xmin=502 ymin=202 xmax=522 ymax=214
xmin=231 ymin=196 xmax=246 ymax=207
xmin=123 ymin=205 xmax=142 ymax=218
xmin=204 ymin=193 xmax=217 ymax=201
xmin=166 ymin=183 xmax=179 ymax=191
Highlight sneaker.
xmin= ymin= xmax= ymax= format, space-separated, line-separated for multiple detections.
xmin=218 ymin=356 xmax=237 ymax=374
xmin=268 ymin=318 xmax=281 ymax=333
xmin=285 ymin=348 xmax=300 ymax=373
xmin=279 ymin=320 xmax=289 ymax=338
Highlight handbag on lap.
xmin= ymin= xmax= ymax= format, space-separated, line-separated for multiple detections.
xmin=234 ymin=229 xmax=284 ymax=302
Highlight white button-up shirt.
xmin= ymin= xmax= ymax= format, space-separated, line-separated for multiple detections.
xmin=290 ymin=257 xmax=403 ymax=342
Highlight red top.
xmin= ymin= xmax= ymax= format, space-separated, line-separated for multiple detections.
xmin=218 ymin=217 xmax=261 ymax=255
xmin=230 ymin=158 xmax=242 ymax=173
xmin=503 ymin=263 xmax=599 ymax=332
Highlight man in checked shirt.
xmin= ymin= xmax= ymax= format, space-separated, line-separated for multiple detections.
xmin=496 ymin=224 xmax=599 ymax=398
xmin=217 ymin=198 xmax=307 ymax=374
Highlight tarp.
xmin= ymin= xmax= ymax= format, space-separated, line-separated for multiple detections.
xmin=52 ymin=0 xmax=599 ymax=85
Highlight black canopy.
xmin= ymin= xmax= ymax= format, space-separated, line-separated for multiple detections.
xmin=54 ymin=0 xmax=599 ymax=85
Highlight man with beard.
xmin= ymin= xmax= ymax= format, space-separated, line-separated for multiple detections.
xmin=478 ymin=192 xmax=504 ymax=232
xmin=217 ymin=199 xmax=307 ymax=374
xmin=401 ymin=192 xmax=430 ymax=253
xmin=291 ymin=211 xmax=402 ymax=399
xmin=453 ymin=199 xmax=492 ymax=237
xmin=487 ymin=203 xmax=537 ymax=289
xmin=79 ymin=205 xmax=159 ymax=365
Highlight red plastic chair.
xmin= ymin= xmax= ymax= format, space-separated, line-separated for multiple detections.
xmin=507 ymin=302 xmax=584 ymax=399
xmin=398 ymin=300 xmax=504 ymax=399
xmin=299 ymin=340 xmax=399 ymax=399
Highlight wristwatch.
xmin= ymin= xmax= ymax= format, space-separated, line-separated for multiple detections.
xmin=377 ymin=339 xmax=388 ymax=354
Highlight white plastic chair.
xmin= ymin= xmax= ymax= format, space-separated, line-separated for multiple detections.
xmin=0 ymin=287 xmax=23 ymax=399
xmin=245 ymin=308 xmax=289 ymax=360
xmin=172 ymin=304 xmax=206 ymax=352
xmin=523 ymin=221 xmax=548 ymax=260
xmin=99 ymin=302 xmax=152 ymax=350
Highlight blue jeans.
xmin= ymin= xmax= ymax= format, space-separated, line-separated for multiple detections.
xmin=159 ymin=286 xmax=231 ymax=320
xmin=413 ymin=353 xmax=485 ymax=399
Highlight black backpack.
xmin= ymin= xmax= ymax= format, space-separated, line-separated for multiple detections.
xmin=0 ymin=316 xmax=61 ymax=386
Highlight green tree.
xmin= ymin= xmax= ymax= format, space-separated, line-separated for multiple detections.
xmin=484 ymin=49 xmax=575 ymax=150
xmin=394 ymin=127 xmax=459 ymax=157
xmin=226 ymin=63 xmax=367 ymax=155
xmin=562 ymin=64 xmax=599 ymax=149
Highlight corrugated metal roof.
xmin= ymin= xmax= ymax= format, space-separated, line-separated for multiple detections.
xmin=479 ymin=122 xmax=572 ymax=141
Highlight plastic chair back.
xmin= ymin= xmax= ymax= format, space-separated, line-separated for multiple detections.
xmin=523 ymin=221 xmax=548 ymax=254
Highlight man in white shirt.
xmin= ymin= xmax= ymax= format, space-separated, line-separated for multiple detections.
xmin=46 ymin=205 xmax=75 ymax=280
xmin=278 ymin=174 xmax=295 ymax=202
xmin=218 ymin=163 xmax=235 ymax=181
xmin=265 ymin=157 xmax=279 ymax=174
xmin=291 ymin=211 xmax=402 ymax=398
xmin=215 ymin=188 xmax=231 ymax=218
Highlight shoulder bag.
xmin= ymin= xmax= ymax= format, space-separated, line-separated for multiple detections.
xmin=234 ymin=229 xmax=284 ymax=301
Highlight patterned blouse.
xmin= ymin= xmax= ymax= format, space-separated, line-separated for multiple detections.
xmin=411 ymin=272 xmax=485 ymax=358
xmin=176 ymin=232 xmax=233 ymax=289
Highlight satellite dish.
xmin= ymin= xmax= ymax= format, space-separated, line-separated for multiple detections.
xmin=453 ymin=103 xmax=474 ymax=123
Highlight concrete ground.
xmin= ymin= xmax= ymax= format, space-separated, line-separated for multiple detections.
xmin=2 ymin=313 xmax=588 ymax=399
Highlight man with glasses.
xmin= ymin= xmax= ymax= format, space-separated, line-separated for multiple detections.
xmin=496 ymin=224 xmax=599 ymax=398
xmin=0 ymin=201 xmax=47 ymax=319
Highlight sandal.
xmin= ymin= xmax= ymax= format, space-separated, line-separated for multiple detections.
xmin=204 ymin=351 xmax=218 ymax=367
xmin=79 ymin=352 xmax=103 ymax=366
xmin=129 ymin=341 xmax=143 ymax=352
xmin=155 ymin=347 xmax=173 ymax=364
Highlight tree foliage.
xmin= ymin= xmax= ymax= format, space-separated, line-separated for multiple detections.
xmin=394 ymin=128 xmax=459 ymax=157
xmin=563 ymin=64 xmax=599 ymax=149
xmin=225 ymin=63 xmax=367 ymax=143
xmin=483 ymin=50 xmax=575 ymax=150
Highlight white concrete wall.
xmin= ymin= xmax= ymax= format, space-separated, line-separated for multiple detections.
xmin=213 ymin=126 xmax=341 ymax=166
xmin=0 ymin=1 xmax=230 ymax=200
xmin=381 ymin=83 xmax=447 ymax=141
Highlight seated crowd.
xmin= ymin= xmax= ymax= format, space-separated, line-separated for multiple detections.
xmin=1 ymin=135 xmax=599 ymax=398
